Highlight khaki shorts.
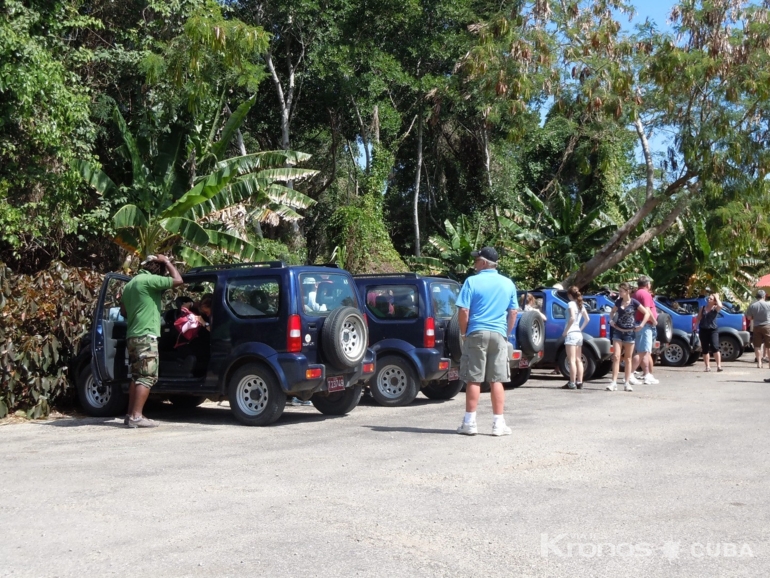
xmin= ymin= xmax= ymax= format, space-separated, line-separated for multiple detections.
xmin=753 ymin=324 xmax=770 ymax=350
xmin=460 ymin=331 xmax=510 ymax=384
xmin=127 ymin=335 xmax=159 ymax=389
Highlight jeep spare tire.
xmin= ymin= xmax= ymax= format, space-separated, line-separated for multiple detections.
xmin=516 ymin=310 xmax=545 ymax=356
xmin=656 ymin=311 xmax=673 ymax=344
xmin=447 ymin=311 xmax=464 ymax=362
xmin=321 ymin=306 xmax=368 ymax=370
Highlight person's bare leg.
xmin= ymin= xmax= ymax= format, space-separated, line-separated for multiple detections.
xmin=611 ymin=342 xmax=621 ymax=382
xmin=576 ymin=346 xmax=584 ymax=383
xmin=566 ymin=345 xmax=577 ymax=383
xmin=127 ymin=382 xmax=137 ymax=416
xmin=490 ymin=381 xmax=505 ymax=414
xmin=465 ymin=382 xmax=481 ymax=412
xmin=129 ymin=384 xmax=151 ymax=419
xmin=715 ymin=350 xmax=723 ymax=370
xmin=624 ymin=343 xmax=635 ymax=382
xmin=703 ymin=351 xmax=711 ymax=370
xmin=632 ymin=352 xmax=642 ymax=374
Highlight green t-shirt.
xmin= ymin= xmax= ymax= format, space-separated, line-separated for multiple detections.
xmin=122 ymin=270 xmax=174 ymax=339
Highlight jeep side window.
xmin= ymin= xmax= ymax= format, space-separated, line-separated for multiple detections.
xmin=552 ymin=303 xmax=566 ymax=319
xmin=365 ymin=285 xmax=419 ymax=319
xmin=226 ymin=277 xmax=280 ymax=318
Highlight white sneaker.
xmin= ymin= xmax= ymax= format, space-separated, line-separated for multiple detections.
xmin=624 ymin=381 xmax=633 ymax=392
xmin=634 ymin=371 xmax=643 ymax=379
xmin=491 ymin=423 xmax=512 ymax=436
xmin=627 ymin=375 xmax=642 ymax=386
xmin=606 ymin=381 xmax=617 ymax=391
xmin=643 ymin=374 xmax=659 ymax=385
xmin=457 ymin=421 xmax=478 ymax=435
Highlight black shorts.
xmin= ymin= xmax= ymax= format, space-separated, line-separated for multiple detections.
xmin=699 ymin=328 xmax=720 ymax=354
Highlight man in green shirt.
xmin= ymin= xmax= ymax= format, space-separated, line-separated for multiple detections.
xmin=122 ymin=255 xmax=183 ymax=428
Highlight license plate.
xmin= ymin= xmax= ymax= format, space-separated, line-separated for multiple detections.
xmin=448 ymin=367 xmax=460 ymax=381
xmin=327 ymin=375 xmax=345 ymax=392
xmin=519 ymin=358 xmax=529 ymax=369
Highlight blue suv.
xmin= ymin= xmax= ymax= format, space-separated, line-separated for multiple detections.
xmin=73 ymin=262 xmax=376 ymax=426
xmin=673 ymin=297 xmax=750 ymax=361
xmin=354 ymin=274 xmax=545 ymax=405
xmin=653 ymin=297 xmax=701 ymax=366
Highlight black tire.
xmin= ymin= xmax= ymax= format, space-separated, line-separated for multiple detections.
xmin=557 ymin=348 xmax=596 ymax=381
xmin=311 ymin=384 xmax=362 ymax=415
xmin=76 ymin=364 xmax=127 ymax=417
xmin=592 ymin=359 xmax=612 ymax=380
xmin=321 ymin=306 xmax=368 ymax=371
xmin=446 ymin=311 xmax=463 ymax=362
xmin=516 ymin=311 xmax=545 ymax=356
xmin=686 ymin=351 xmax=700 ymax=366
xmin=661 ymin=337 xmax=690 ymax=367
xmin=657 ymin=312 xmax=673 ymax=344
xmin=719 ymin=334 xmax=742 ymax=362
xmin=506 ymin=368 xmax=531 ymax=389
xmin=370 ymin=355 xmax=419 ymax=407
xmin=421 ymin=379 xmax=464 ymax=400
xmin=167 ymin=395 xmax=208 ymax=409
xmin=227 ymin=363 xmax=286 ymax=426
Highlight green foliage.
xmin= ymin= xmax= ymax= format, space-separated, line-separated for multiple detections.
xmin=327 ymin=195 xmax=406 ymax=274
xmin=0 ymin=262 xmax=104 ymax=419
xmin=410 ymin=216 xmax=483 ymax=281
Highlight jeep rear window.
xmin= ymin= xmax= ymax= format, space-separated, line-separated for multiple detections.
xmin=226 ymin=277 xmax=280 ymax=318
xmin=365 ymin=285 xmax=419 ymax=319
xmin=430 ymin=282 xmax=459 ymax=319
xmin=300 ymin=273 xmax=357 ymax=316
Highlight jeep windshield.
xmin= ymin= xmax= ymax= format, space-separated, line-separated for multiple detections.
xmin=430 ymin=281 xmax=460 ymax=319
xmin=300 ymin=273 xmax=357 ymax=316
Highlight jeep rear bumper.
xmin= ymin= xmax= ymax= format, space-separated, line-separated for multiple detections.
xmin=280 ymin=348 xmax=376 ymax=395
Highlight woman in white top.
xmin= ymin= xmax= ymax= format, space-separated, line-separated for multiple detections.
xmin=561 ymin=286 xmax=590 ymax=389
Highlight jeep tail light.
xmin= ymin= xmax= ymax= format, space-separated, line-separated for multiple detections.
xmin=600 ymin=315 xmax=607 ymax=338
xmin=305 ymin=368 xmax=322 ymax=380
xmin=363 ymin=363 xmax=375 ymax=374
xmin=511 ymin=350 xmax=522 ymax=360
xmin=692 ymin=315 xmax=698 ymax=331
xmin=287 ymin=314 xmax=302 ymax=352
xmin=743 ymin=315 xmax=747 ymax=331
xmin=438 ymin=360 xmax=449 ymax=370
xmin=424 ymin=317 xmax=435 ymax=348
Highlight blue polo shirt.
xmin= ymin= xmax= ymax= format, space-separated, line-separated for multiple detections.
xmin=456 ymin=269 xmax=518 ymax=337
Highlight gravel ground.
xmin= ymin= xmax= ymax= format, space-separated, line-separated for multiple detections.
xmin=1 ymin=358 xmax=769 ymax=578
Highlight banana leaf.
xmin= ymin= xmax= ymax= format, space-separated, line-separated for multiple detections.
xmin=206 ymin=230 xmax=269 ymax=262
xmin=75 ymin=161 xmax=119 ymax=197
xmin=178 ymin=246 xmax=212 ymax=268
xmin=159 ymin=217 xmax=211 ymax=247
xmin=113 ymin=204 xmax=149 ymax=229
xmin=209 ymin=95 xmax=256 ymax=161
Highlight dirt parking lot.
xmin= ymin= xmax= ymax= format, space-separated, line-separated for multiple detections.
xmin=1 ymin=359 xmax=769 ymax=578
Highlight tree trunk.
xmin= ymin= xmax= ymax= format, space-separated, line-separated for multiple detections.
xmin=480 ymin=123 xmax=500 ymax=232
xmin=413 ymin=111 xmax=424 ymax=257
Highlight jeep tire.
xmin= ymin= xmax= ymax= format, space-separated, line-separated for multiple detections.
xmin=311 ymin=384 xmax=363 ymax=415
xmin=421 ymin=379 xmax=464 ymax=400
xmin=516 ymin=311 xmax=545 ymax=356
xmin=657 ymin=312 xmax=673 ymax=344
xmin=506 ymin=368 xmax=531 ymax=389
xmin=77 ymin=364 xmax=127 ymax=417
xmin=447 ymin=311 xmax=464 ymax=363
xmin=661 ymin=337 xmax=690 ymax=367
xmin=322 ymin=306 xmax=368 ymax=370
xmin=557 ymin=348 xmax=596 ymax=381
xmin=228 ymin=363 xmax=286 ymax=426
xmin=371 ymin=355 xmax=419 ymax=406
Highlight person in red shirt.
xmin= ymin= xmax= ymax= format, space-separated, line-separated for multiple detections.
xmin=630 ymin=275 xmax=660 ymax=385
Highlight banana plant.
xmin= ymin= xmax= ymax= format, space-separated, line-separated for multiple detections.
xmin=76 ymin=107 xmax=317 ymax=266
xmin=410 ymin=216 xmax=483 ymax=280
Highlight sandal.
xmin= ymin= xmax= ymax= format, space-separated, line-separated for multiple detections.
xmin=705 ymin=367 xmax=712 ymax=372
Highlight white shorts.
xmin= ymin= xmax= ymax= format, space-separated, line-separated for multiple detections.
xmin=565 ymin=332 xmax=583 ymax=346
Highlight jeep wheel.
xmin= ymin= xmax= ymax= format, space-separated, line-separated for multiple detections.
xmin=371 ymin=356 xmax=419 ymax=406
xmin=421 ymin=379 xmax=464 ymax=400
xmin=321 ymin=306 xmax=368 ymax=370
xmin=719 ymin=334 xmax=741 ymax=362
xmin=557 ymin=348 xmax=596 ymax=381
xmin=506 ymin=368 xmax=531 ymax=389
xmin=657 ymin=312 xmax=673 ymax=344
xmin=77 ymin=364 xmax=127 ymax=417
xmin=167 ymin=395 xmax=208 ymax=409
xmin=591 ymin=359 xmax=613 ymax=380
xmin=447 ymin=311 xmax=463 ymax=362
xmin=516 ymin=311 xmax=545 ymax=356
xmin=228 ymin=364 xmax=286 ymax=426
xmin=311 ymin=384 xmax=362 ymax=415
xmin=661 ymin=337 xmax=690 ymax=367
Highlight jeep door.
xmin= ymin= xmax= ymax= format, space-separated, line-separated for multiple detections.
xmin=91 ymin=273 xmax=131 ymax=385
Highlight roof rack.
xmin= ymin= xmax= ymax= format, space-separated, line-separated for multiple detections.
xmin=188 ymin=261 xmax=286 ymax=273
xmin=353 ymin=273 xmax=420 ymax=279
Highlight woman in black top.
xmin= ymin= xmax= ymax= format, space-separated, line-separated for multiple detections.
xmin=696 ymin=293 xmax=723 ymax=372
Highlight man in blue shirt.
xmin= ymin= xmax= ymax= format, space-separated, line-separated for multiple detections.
xmin=456 ymin=247 xmax=518 ymax=436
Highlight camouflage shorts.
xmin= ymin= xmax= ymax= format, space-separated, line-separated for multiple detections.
xmin=127 ymin=335 xmax=159 ymax=389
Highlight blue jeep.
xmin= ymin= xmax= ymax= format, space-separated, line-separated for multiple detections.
xmin=73 ymin=262 xmax=376 ymax=426
xmin=520 ymin=288 xmax=612 ymax=381
xmin=653 ymin=297 xmax=702 ymax=366
xmin=673 ymin=297 xmax=750 ymax=361
xmin=354 ymin=274 xmax=545 ymax=405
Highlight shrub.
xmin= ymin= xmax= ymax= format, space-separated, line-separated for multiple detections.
xmin=0 ymin=262 xmax=103 ymax=418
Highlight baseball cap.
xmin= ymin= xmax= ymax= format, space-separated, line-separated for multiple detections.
xmin=471 ymin=246 xmax=499 ymax=264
